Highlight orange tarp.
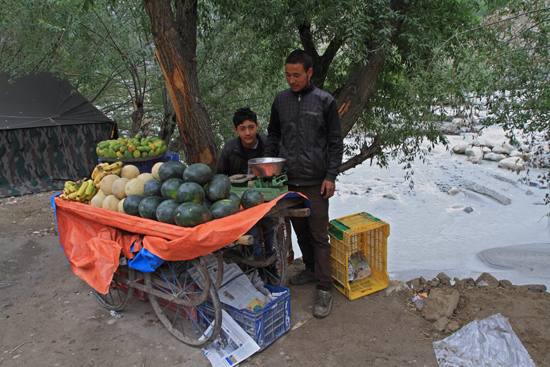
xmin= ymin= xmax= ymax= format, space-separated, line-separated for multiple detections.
xmin=54 ymin=193 xmax=302 ymax=293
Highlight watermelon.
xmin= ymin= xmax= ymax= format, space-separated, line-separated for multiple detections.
xmin=143 ymin=179 xmax=163 ymax=197
xmin=241 ymin=189 xmax=265 ymax=209
xmin=183 ymin=163 xmax=213 ymax=186
xmin=123 ymin=194 xmax=146 ymax=216
xmin=202 ymin=197 xmax=213 ymax=209
xmin=156 ymin=199 xmax=180 ymax=224
xmin=176 ymin=182 xmax=205 ymax=204
xmin=158 ymin=161 xmax=186 ymax=182
xmin=227 ymin=191 xmax=241 ymax=208
xmin=205 ymin=174 xmax=231 ymax=202
xmin=209 ymin=199 xmax=239 ymax=219
xmin=161 ymin=178 xmax=184 ymax=200
xmin=174 ymin=202 xmax=212 ymax=227
xmin=138 ymin=196 xmax=164 ymax=220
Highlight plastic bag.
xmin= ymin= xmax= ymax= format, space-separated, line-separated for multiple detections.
xmin=348 ymin=251 xmax=371 ymax=282
xmin=433 ymin=313 xmax=535 ymax=367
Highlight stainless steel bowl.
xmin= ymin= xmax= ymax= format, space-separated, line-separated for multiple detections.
xmin=248 ymin=157 xmax=286 ymax=177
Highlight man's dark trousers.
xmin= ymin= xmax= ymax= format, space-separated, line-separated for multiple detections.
xmin=288 ymin=184 xmax=332 ymax=291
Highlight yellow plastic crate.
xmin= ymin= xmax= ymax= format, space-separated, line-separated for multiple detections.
xmin=329 ymin=212 xmax=389 ymax=300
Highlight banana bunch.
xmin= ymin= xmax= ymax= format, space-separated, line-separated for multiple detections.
xmin=59 ymin=179 xmax=98 ymax=203
xmin=91 ymin=161 xmax=123 ymax=187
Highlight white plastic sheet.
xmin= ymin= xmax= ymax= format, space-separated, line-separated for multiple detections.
xmin=433 ymin=313 xmax=535 ymax=367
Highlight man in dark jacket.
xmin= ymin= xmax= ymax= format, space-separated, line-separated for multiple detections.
xmin=216 ymin=107 xmax=266 ymax=176
xmin=264 ymin=49 xmax=343 ymax=318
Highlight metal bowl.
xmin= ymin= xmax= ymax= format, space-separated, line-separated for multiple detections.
xmin=248 ymin=157 xmax=286 ymax=177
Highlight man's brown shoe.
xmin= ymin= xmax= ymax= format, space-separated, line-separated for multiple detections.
xmin=313 ymin=289 xmax=333 ymax=318
xmin=289 ymin=268 xmax=318 ymax=285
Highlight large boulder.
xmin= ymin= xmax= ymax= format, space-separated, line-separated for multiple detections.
xmin=452 ymin=144 xmax=471 ymax=154
xmin=483 ymin=152 xmax=507 ymax=162
xmin=493 ymin=143 xmax=514 ymax=155
xmin=422 ymin=288 xmax=460 ymax=321
xmin=499 ymin=157 xmax=525 ymax=171
xmin=464 ymin=147 xmax=484 ymax=157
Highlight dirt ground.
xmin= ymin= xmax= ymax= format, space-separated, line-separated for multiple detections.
xmin=1 ymin=192 xmax=549 ymax=367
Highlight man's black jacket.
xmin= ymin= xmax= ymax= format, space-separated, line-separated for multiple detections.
xmin=264 ymin=83 xmax=343 ymax=186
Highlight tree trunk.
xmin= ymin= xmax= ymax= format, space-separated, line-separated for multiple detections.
xmin=142 ymin=0 xmax=217 ymax=168
xmin=337 ymin=0 xmax=403 ymax=138
xmin=331 ymin=0 xmax=403 ymax=173
xmin=130 ymin=95 xmax=144 ymax=137
xmin=159 ymin=88 xmax=177 ymax=145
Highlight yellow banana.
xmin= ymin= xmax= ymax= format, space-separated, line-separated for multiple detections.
xmin=76 ymin=181 xmax=88 ymax=197
xmin=60 ymin=193 xmax=67 ymax=199
xmin=94 ymin=171 xmax=107 ymax=184
xmin=105 ymin=161 xmax=123 ymax=171
xmin=68 ymin=191 xmax=78 ymax=200
xmin=86 ymin=186 xmax=97 ymax=200
xmin=91 ymin=167 xmax=99 ymax=180
xmin=109 ymin=168 xmax=121 ymax=176
xmin=84 ymin=179 xmax=94 ymax=196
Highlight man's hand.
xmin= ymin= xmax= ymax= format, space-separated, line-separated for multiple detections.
xmin=321 ymin=180 xmax=335 ymax=199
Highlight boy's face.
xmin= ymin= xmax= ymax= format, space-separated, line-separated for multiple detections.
xmin=285 ymin=63 xmax=313 ymax=92
xmin=234 ymin=119 xmax=259 ymax=148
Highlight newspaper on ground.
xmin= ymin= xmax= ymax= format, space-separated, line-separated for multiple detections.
xmin=201 ymin=309 xmax=260 ymax=367
xmin=189 ymin=256 xmax=267 ymax=311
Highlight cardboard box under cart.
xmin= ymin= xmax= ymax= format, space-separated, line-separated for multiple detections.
xmin=329 ymin=212 xmax=389 ymax=300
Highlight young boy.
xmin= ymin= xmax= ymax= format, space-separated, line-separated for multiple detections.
xmin=216 ymin=107 xmax=266 ymax=176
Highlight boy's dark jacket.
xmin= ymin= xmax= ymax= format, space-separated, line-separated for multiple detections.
xmin=216 ymin=134 xmax=267 ymax=176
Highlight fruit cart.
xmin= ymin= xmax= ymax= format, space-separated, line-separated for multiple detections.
xmin=53 ymin=186 xmax=309 ymax=348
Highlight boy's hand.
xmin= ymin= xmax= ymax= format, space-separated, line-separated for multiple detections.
xmin=321 ymin=180 xmax=335 ymax=199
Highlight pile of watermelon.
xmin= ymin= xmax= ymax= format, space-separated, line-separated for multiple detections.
xmin=123 ymin=161 xmax=264 ymax=227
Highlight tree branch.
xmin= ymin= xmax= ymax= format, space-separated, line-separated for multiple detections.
xmin=339 ymin=135 xmax=383 ymax=173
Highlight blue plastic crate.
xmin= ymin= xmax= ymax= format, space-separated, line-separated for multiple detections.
xmin=198 ymin=285 xmax=291 ymax=351
xmin=98 ymin=151 xmax=180 ymax=174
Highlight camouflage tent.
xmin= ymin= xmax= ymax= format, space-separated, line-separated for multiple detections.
xmin=0 ymin=72 xmax=117 ymax=197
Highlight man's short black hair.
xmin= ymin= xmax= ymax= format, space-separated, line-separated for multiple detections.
xmin=233 ymin=107 xmax=258 ymax=128
xmin=285 ymin=49 xmax=312 ymax=72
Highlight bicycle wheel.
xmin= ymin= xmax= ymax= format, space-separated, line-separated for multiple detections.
xmin=241 ymin=218 xmax=288 ymax=287
xmin=92 ymin=266 xmax=135 ymax=311
xmin=144 ymin=258 xmax=222 ymax=348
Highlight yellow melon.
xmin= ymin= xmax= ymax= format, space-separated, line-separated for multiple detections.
xmin=118 ymin=198 xmax=126 ymax=213
xmin=121 ymin=164 xmax=140 ymax=180
xmin=152 ymin=162 xmax=163 ymax=179
xmin=125 ymin=178 xmax=145 ymax=196
xmin=102 ymin=195 xmax=120 ymax=211
xmin=112 ymin=177 xmax=129 ymax=199
xmin=137 ymin=173 xmax=155 ymax=183
xmin=99 ymin=174 xmax=120 ymax=196
xmin=90 ymin=193 xmax=107 ymax=208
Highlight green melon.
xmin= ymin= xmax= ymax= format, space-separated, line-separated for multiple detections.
xmin=123 ymin=194 xmax=146 ymax=216
xmin=138 ymin=196 xmax=164 ymax=220
xmin=176 ymin=182 xmax=205 ymax=204
xmin=174 ymin=202 xmax=212 ymax=227
xmin=241 ymin=189 xmax=265 ymax=209
xmin=204 ymin=174 xmax=231 ymax=202
xmin=183 ymin=163 xmax=213 ymax=186
xmin=161 ymin=178 xmax=184 ymax=200
xmin=201 ymin=197 xmax=213 ymax=209
xmin=156 ymin=199 xmax=180 ymax=224
xmin=209 ymin=199 xmax=239 ymax=219
xmin=227 ymin=191 xmax=241 ymax=208
xmin=158 ymin=161 xmax=187 ymax=182
xmin=143 ymin=179 xmax=163 ymax=197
